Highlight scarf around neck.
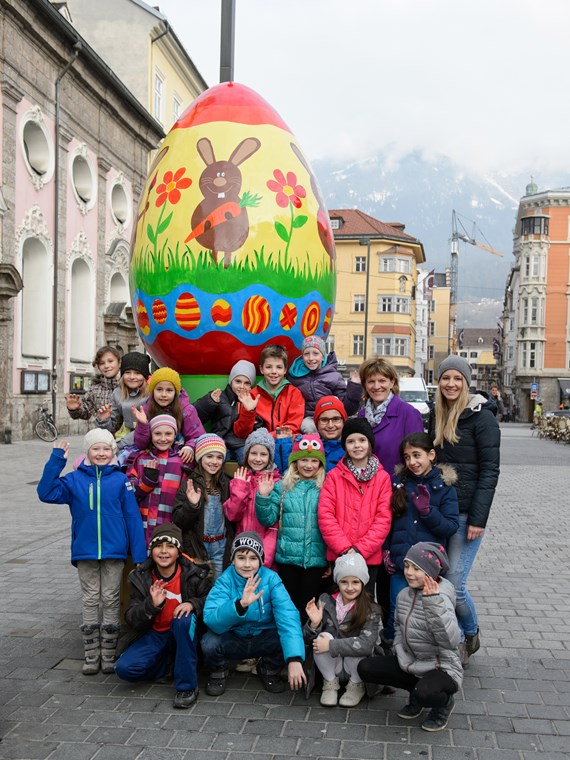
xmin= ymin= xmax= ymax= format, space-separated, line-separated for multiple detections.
xmin=364 ymin=391 xmax=394 ymax=427
xmin=345 ymin=454 xmax=380 ymax=482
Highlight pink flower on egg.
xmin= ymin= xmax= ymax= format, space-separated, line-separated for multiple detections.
xmin=267 ymin=169 xmax=306 ymax=209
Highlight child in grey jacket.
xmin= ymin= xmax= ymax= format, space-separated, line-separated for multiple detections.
xmin=358 ymin=542 xmax=462 ymax=732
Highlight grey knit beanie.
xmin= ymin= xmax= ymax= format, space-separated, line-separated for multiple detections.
xmin=229 ymin=360 xmax=257 ymax=386
xmin=333 ymin=552 xmax=370 ymax=585
xmin=231 ymin=531 xmax=265 ymax=565
xmin=244 ymin=428 xmax=275 ymax=463
xmin=405 ymin=542 xmax=450 ymax=579
xmin=437 ymin=355 xmax=472 ymax=385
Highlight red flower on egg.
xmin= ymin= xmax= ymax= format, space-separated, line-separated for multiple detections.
xmin=267 ymin=169 xmax=306 ymax=209
xmin=156 ymin=168 xmax=192 ymax=207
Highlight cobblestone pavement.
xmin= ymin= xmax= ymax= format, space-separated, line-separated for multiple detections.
xmin=0 ymin=424 xmax=568 ymax=760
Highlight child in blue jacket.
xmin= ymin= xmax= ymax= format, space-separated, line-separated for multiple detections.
xmin=202 ymin=531 xmax=306 ymax=696
xmin=37 ymin=429 xmax=147 ymax=675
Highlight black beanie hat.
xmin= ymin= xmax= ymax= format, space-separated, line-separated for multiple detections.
xmin=231 ymin=531 xmax=265 ymax=565
xmin=121 ymin=351 xmax=151 ymax=377
xmin=341 ymin=417 xmax=375 ymax=451
xmin=148 ymin=523 xmax=183 ymax=554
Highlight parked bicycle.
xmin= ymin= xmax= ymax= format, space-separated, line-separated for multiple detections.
xmin=35 ymin=405 xmax=58 ymax=442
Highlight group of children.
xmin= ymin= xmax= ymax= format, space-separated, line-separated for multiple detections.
xmin=37 ymin=337 xmax=463 ymax=730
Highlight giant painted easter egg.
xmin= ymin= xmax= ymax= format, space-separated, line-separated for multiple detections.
xmin=129 ymin=82 xmax=336 ymax=374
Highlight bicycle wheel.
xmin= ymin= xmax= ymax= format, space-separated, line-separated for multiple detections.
xmin=35 ymin=419 xmax=58 ymax=442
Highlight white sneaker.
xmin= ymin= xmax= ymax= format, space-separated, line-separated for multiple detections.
xmin=320 ymin=678 xmax=340 ymax=706
xmin=339 ymin=680 xmax=366 ymax=707
xmin=235 ymin=658 xmax=258 ymax=673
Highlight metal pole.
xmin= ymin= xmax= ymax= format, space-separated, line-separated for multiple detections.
xmin=220 ymin=0 xmax=235 ymax=83
xmin=53 ymin=42 xmax=81 ymax=424
xmin=363 ymin=239 xmax=371 ymax=360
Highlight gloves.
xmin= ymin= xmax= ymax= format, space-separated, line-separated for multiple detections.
xmin=383 ymin=549 xmax=396 ymax=575
xmin=414 ymin=483 xmax=430 ymax=516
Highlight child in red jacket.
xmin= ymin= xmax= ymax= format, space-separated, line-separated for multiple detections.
xmin=318 ymin=418 xmax=392 ymax=595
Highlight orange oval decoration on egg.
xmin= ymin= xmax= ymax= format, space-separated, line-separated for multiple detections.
xmin=137 ymin=299 xmax=150 ymax=336
xmin=211 ymin=298 xmax=232 ymax=327
xmin=323 ymin=306 xmax=332 ymax=334
xmin=175 ymin=292 xmax=200 ymax=331
xmin=152 ymin=299 xmax=167 ymax=325
xmin=301 ymin=302 xmax=321 ymax=337
xmin=242 ymin=295 xmax=270 ymax=334
xmin=279 ymin=302 xmax=297 ymax=331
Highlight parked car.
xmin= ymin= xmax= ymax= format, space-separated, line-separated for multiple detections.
xmin=399 ymin=377 xmax=430 ymax=429
xmin=544 ymin=409 xmax=570 ymax=418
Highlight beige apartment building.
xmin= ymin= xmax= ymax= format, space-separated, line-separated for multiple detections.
xmin=328 ymin=210 xmax=425 ymax=375
xmin=424 ymin=271 xmax=453 ymax=384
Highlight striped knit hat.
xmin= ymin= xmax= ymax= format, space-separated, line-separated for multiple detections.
xmin=195 ymin=433 xmax=227 ymax=462
xmin=149 ymin=367 xmax=181 ymax=395
xmin=149 ymin=414 xmax=178 ymax=433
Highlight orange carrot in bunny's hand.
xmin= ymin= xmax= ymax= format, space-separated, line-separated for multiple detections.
xmin=184 ymin=192 xmax=262 ymax=243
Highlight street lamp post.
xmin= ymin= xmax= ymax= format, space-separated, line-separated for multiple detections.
xmin=360 ymin=238 xmax=372 ymax=360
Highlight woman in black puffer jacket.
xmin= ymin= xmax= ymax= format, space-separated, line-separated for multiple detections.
xmin=429 ymin=355 xmax=500 ymax=662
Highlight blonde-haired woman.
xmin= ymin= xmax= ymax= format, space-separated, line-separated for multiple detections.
xmin=431 ymin=355 xmax=500 ymax=662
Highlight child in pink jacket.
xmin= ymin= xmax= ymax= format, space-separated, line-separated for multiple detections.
xmin=223 ymin=429 xmax=281 ymax=569
xmin=318 ymin=418 xmax=392 ymax=595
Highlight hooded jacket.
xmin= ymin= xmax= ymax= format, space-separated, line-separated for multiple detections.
xmin=203 ymin=565 xmax=305 ymax=663
xmin=223 ymin=468 xmax=281 ymax=567
xmin=288 ymin=352 xmax=347 ymax=417
xmin=233 ymin=382 xmax=305 ymax=439
xmin=68 ymin=374 xmax=119 ymax=421
xmin=37 ymin=447 xmax=147 ymax=566
xmin=194 ymin=383 xmax=253 ymax=451
xmin=318 ymin=457 xmax=392 ymax=564
xmin=388 ymin=465 xmax=459 ymax=570
xmin=430 ymin=394 xmax=500 ymax=528
xmin=392 ymin=577 xmax=463 ymax=688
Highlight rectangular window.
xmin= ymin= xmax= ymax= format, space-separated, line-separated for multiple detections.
xmin=372 ymin=336 xmax=409 ymax=357
xmin=381 ymin=258 xmax=394 ymax=272
xmin=521 ymin=217 xmax=549 ymax=236
xmin=459 ymin=351 xmax=467 ymax=358
xmin=529 ymin=341 xmax=537 ymax=368
xmin=522 ymin=298 xmax=529 ymax=324
xmin=508 ymin=346 xmax=514 ymax=360
xmin=173 ymin=94 xmax=182 ymax=123
xmin=394 ymin=338 xmax=407 ymax=356
xmin=379 ymin=296 xmax=392 ymax=313
xmin=395 ymin=297 xmax=410 ymax=313
xmin=330 ymin=218 xmax=341 ymax=230
xmin=429 ymin=299 xmax=436 ymax=313
xmin=396 ymin=258 xmax=411 ymax=274
xmin=470 ymin=351 xmax=478 ymax=358
xmin=353 ymin=335 xmax=364 ymax=356
xmin=353 ymin=294 xmax=365 ymax=312
xmin=524 ymin=257 xmax=530 ymax=277
xmin=355 ymin=256 xmax=366 ymax=273
xmin=428 ymin=345 xmax=435 ymax=359
xmin=530 ymin=297 xmax=539 ymax=324
xmin=154 ymin=70 xmax=164 ymax=123
xmin=427 ymin=369 xmax=434 ymax=384
xmin=531 ymin=255 xmax=540 ymax=278
xmin=429 ymin=321 xmax=435 ymax=336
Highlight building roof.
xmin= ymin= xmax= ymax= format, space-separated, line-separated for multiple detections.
xmin=329 ymin=209 xmax=419 ymax=242
xmin=458 ymin=328 xmax=498 ymax=349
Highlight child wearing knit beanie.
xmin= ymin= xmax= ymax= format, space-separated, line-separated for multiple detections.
xmin=288 ymin=335 xmax=349 ymax=419
xmin=224 ymin=428 xmax=281 ymax=570
xmin=194 ymin=360 xmax=258 ymax=464
xmin=173 ymin=434 xmax=233 ymax=581
xmin=133 ymin=367 xmax=205 ymax=465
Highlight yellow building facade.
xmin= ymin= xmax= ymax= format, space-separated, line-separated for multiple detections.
xmin=425 ymin=272 xmax=453 ymax=384
xmin=328 ymin=210 xmax=425 ymax=375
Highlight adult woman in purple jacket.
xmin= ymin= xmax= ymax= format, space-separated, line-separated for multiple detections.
xmin=354 ymin=358 xmax=423 ymax=627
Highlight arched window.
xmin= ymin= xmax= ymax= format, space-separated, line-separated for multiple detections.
xmin=70 ymin=259 xmax=94 ymax=361
xmin=21 ymin=238 xmax=50 ymax=357
xmin=110 ymin=271 xmax=128 ymax=304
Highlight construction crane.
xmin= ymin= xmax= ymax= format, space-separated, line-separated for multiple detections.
xmin=450 ymin=210 xmax=504 ymax=303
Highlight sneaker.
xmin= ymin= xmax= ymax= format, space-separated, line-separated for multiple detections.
xmin=173 ymin=688 xmax=198 ymax=709
xmin=320 ymin=678 xmax=340 ymax=706
xmin=235 ymin=658 xmax=258 ymax=673
xmin=398 ymin=694 xmax=423 ymax=719
xmin=206 ymin=672 xmax=228 ymax=696
xmin=339 ymin=680 xmax=366 ymax=707
xmin=465 ymin=629 xmax=481 ymax=657
xmin=421 ymin=695 xmax=455 ymax=732
xmin=259 ymin=671 xmax=287 ymax=693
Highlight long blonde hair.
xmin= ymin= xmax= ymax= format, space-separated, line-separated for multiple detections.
xmin=433 ymin=381 xmax=470 ymax=446
xmin=117 ymin=374 xmax=149 ymax=403
xmin=282 ymin=460 xmax=325 ymax=492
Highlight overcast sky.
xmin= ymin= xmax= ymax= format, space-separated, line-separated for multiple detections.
xmin=155 ymin=0 xmax=570 ymax=176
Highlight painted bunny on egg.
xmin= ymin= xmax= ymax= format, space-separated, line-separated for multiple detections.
xmin=186 ymin=137 xmax=261 ymax=268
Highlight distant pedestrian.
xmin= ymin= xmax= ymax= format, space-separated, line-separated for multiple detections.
xmin=37 ymin=430 xmax=147 ymax=675
xmin=490 ymin=386 xmax=506 ymax=421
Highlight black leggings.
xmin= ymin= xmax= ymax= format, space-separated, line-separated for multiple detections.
xmin=358 ymin=655 xmax=458 ymax=709
xmin=277 ymin=564 xmax=327 ymax=622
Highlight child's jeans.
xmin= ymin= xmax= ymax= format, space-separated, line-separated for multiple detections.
xmin=313 ymin=633 xmax=363 ymax=682
xmin=384 ymin=571 xmax=409 ymax=641
xmin=201 ymin=627 xmax=284 ymax=675
xmin=358 ymin=655 xmax=458 ymax=708
xmin=115 ymin=614 xmax=198 ymax=691
xmin=77 ymin=559 xmax=124 ymax=626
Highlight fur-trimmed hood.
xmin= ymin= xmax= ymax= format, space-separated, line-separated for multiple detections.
xmin=394 ymin=463 xmax=457 ymax=487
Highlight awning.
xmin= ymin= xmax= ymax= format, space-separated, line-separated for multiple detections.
xmin=558 ymin=378 xmax=570 ymax=397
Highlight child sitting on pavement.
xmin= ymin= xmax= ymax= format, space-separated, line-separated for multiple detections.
xmin=37 ymin=430 xmax=147 ymax=675
xmin=358 ymin=542 xmax=462 ymax=732
xmin=201 ymin=531 xmax=307 ymax=696
xmin=115 ymin=523 xmax=211 ymax=709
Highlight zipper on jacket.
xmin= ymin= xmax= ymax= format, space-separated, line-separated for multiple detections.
xmin=89 ymin=483 xmax=94 ymax=510
xmin=403 ymin=590 xmax=418 ymax=668
xmin=96 ymin=467 xmax=102 ymax=559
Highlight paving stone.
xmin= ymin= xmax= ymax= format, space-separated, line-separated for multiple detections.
xmin=45 ymin=743 xmax=100 ymax=760
xmin=253 ymin=735 xmax=299 ymax=754
xmin=511 ymin=718 xmax=557 ymax=734
xmin=340 ymin=740 xmax=386 ymax=759
xmin=451 ymin=729 xmax=497 ymax=748
xmin=169 ymin=730 xmax=215 ymax=749
xmin=135 ymin=749 xmax=187 ymax=760
xmin=495 ymin=732 xmax=540 ymax=750
xmin=283 ymin=720 xmax=327 ymax=737
xmin=242 ymin=717 xmax=285 ymax=735
xmin=211 ymin=733 xmax=257 ymax=752
xmin=538 ymin=735 xmax=570 ymax=753
xmin=0 ymin=739 xmax=59 ymax=759
xmin=430 ymin=749 xmax=475 ymax=760
xmin=475 ymin=751 xmax=521 ymax=760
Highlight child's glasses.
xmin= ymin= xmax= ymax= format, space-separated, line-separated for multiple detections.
xmin=320 ymin=416 xmax=344 ymax=426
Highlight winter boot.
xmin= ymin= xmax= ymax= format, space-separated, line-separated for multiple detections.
xmin=320 ymin=678 xmax=340 ymax=707
xmin=100 ymin=624 xmax=121 ymax=674
xmin=80 ymin=624 xmax=100 ymax=675
xmin=339 ymin=680 xmax=366 ymax=707
xmin=421 ymin=695 xmax=455 ymax=732
xmin=398 ymin=692 xmax=424 ymax=719
xmin=206 ymin=670 xmax=228 ymax=696
xmin=465 ymin=629 xmax=481 ymax=657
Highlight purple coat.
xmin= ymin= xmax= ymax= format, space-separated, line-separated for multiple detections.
xmin=288 ymin=352 xmax=347 ymax=417
xmin=358 ymin=394 xmax=423 ymax=478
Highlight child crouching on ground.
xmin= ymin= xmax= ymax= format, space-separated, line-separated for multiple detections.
xmin=37 ymin=430 xmax=147 ymax=675
xmin=115 ymin=523 xmax=211 ymax=709
xmin=304 ymin=553 xmax=381 ymax=707
xmin=201 ymin=531 xmax=307 ymax=696
xmin=358 ymin=542 xmax=462 ymax=732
